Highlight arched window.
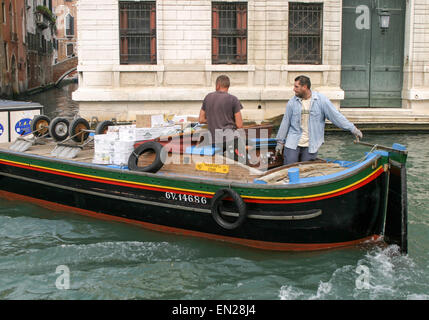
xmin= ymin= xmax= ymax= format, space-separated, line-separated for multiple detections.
xmin=65 ymin=14 xmax=74 ymax=37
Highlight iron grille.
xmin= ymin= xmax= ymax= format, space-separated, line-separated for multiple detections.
xmin=66 ymin=43 xmax=74 ymax=57
xmin=119 ymin=1 xmax=156 ymax=65
xmin=212 ymin=2 xmax=247 ymax=64
xmin=288 ymin=3 xmax=323 ymax=64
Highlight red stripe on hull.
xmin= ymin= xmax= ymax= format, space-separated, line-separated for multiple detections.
xmin=0 ymin=190 xmax=382 ymax=252
xmin=247 ymin=167 xmax=385 ymax=204
xmin=0 ymin=160 xmax=384 ymax=204
xmin=0 ymin=160 xmax=205 ymax=196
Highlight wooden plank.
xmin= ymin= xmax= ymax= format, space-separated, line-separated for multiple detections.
xmin=259 ymin=162 xmax=344 ymax=184
xmin=136 ymin=152 xmax=260 ymax=182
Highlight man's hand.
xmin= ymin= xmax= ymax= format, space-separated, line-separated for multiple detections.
xmin=353 ymin=128 xmax=363 ymax=141
xmin=275 ymin=142 xmax=284 ymax=156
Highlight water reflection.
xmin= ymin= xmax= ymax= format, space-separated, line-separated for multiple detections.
xmin=18 ymin=81 xmax=79 ymax=119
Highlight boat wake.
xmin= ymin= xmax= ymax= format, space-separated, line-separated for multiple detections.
xmin=279 ymin=245 xmax=428 ymax=300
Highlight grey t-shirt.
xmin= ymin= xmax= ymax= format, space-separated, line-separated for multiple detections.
xmin=201 ymin=91 xmax=243 ymax=144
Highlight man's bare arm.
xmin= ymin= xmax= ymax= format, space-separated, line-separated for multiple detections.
xmin=199 ymin=109 xmax=207 ymax=124
xmin=234 ymin=111 xmax=243 ymax=129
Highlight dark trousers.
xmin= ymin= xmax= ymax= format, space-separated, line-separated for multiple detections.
xmin=284 ymin=146 xmax=318 ymax=165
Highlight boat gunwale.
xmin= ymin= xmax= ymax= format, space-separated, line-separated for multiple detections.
xmin=0 ymin=147 xmax=383 ymax=191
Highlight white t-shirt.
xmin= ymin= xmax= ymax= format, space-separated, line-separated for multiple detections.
xmin=298 ymin=98 xmax=311 ymax=147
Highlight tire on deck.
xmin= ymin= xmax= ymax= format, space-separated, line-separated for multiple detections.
xmin=31 ymin=115 xmax=50 ymax=137
xmin=95 ymin=120 xmax=114 ymax=135
xmin=69 ymin=118 xmax=90 ymax=143
xmin=49 ymin=117 xmax=70 ymax=141
xmin=128 ymin=141 xmax=166 ymax=173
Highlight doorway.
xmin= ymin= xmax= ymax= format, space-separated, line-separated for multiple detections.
xmin=341 ymin=0 xmax=405 ymax=108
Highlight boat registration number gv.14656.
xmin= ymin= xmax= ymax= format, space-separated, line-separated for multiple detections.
xmin=165 ymin=192 xmax=208 ymax=204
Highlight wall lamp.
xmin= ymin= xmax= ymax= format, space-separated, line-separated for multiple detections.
xmin=379 ymin=10 xmax=391 ymax=31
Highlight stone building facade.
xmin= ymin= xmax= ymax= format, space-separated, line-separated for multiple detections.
xmin=403 ymin=0 xmax=429 ymax=113
xmin=73 ymin=0 xmax=429 ymax=123
xmin=25 ymin=0 xmax=56 ymax=91
xmin=0 ymin=0 xmax=55 ymax=96
xmin=1 ymin=0 xmax=27 ymax=95
xmin=0 ymin=5 xmax=4 ymax=94
xmin=53 ymin=0 xmax=77 ymax=63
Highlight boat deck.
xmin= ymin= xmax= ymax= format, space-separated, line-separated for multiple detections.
xmin=0 ymin=137 xmax=348 ymax=184
xmin=0 ymin=138 xmax=95 ymax=162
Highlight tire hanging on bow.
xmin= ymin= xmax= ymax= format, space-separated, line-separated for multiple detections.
xmin=211 ymin=188 xmax=247 ymax=230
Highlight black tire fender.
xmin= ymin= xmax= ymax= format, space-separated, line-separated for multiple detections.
xmin=95 ymin=120 xmax=114 ymax=135
xmin=49 ymin=117 xmax=70 ymax=141
xmin=211 ymin=188 xmax=247 ymax=230
xmin=31 ymin=115 xmax=50 ymax=137
xmin=128 ymin=141 xmax=166 ymax=173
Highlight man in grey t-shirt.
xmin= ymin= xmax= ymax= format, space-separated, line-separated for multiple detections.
xmin=199 ymin=75 xmax=245 ymax=160
xmin=199 ymin=75 xmax=243 ymax=142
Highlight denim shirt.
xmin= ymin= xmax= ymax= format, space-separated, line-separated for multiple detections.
xmin=275 ymin=91 xmax=357 ymax=153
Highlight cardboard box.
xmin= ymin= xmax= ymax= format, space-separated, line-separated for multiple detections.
xmin=114 ymin=140 xmax=135 ymax=153
xmin=172 ymin=115 xmax=199 ymax=123
xmin=93 ymin=152 xmax=112 ymax=164
xmin=94 ymin=134 xmax=116 ymax=153
xmin=136 ymin=114 xmax=152 ymax=128
xmin=111 ymin=151 xmax=133 ymax=166
xmin=107 ymin=125 xmax=135 ymax=133
xmin=136 ymin=114 xmax=165 ymax=128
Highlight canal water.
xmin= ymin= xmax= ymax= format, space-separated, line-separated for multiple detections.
xmin=0 ymin=84 xmax=428 ymax=300
xmin=18 ymin=81 xmax=80 ymax=120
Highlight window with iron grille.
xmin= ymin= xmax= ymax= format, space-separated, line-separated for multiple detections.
xmin=212 ymin=2 xmax=247 ymax=64
xmin=119 ymin=1 xmax=156 ymax=65
xmin=288 ymin=3 xmax=323 ymax=64
xmin=67 ymin=43 xmax=74 ymax=57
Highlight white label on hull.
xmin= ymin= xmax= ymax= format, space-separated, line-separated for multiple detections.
xmin=165 ymin=192 xmax=208 ymax=204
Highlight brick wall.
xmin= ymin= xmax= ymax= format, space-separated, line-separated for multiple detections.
xmin=53 ymin=56 xmax=78 ymax=83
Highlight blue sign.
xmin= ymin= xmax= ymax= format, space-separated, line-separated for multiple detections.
xmin=0 ymin=123 xmax=3 ymax=136
xmin=15 ymin=118 xmax=32 ymax=136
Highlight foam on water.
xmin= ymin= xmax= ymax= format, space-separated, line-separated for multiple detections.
xmin=278 ymin=285 xmax=305 ymax=300
xmin=276 ymin=244 xmax=429 ymax=300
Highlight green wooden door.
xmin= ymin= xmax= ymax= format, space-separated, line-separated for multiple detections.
xmin=341 ymin=0 xmax=405 ymax=108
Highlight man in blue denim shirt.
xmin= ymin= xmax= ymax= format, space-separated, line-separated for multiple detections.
xmin=275 ymin=76 xmax=363 ymax=165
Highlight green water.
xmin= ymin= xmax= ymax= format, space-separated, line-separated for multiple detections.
xmin=0 ymin=131 xmax=428 ymax=300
